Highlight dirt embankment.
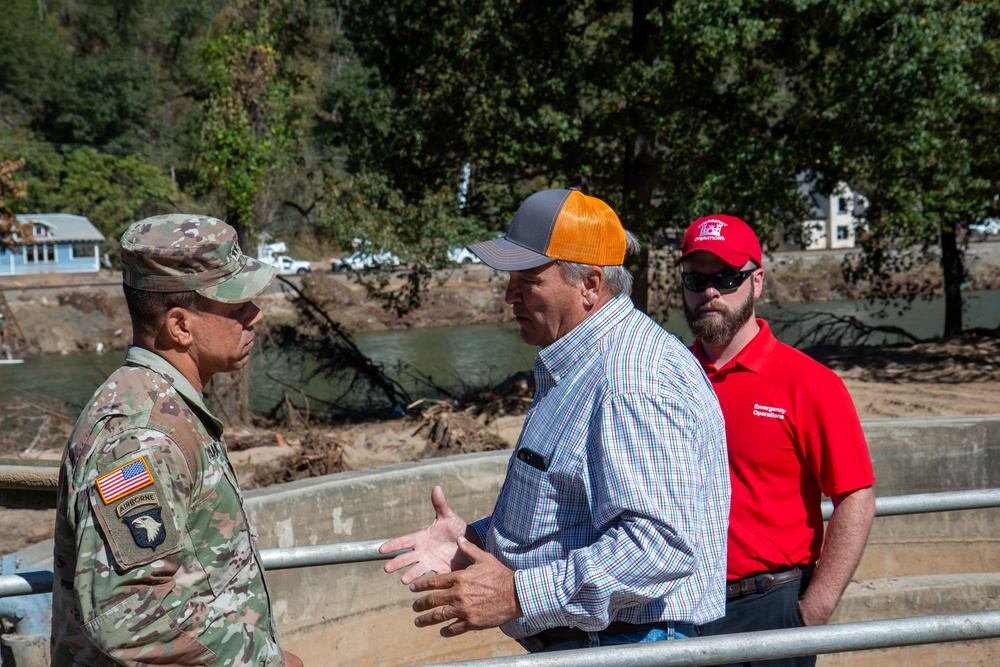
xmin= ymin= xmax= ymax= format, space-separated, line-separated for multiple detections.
xmin=0 ymin=265 xmax=513 ymax=358
xmin=2 ymin=247 xmax=1000 ymax=557
xmin=4 ymin=240 xmax=1000 ymax=356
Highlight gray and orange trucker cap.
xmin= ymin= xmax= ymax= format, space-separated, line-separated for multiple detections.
xmin=467 ymin=189 xmax=627 ymax=271
xmin=120 ymin=214 xmax=277 ymax=303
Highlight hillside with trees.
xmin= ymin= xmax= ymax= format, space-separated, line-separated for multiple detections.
xmin=1 ymin=0 xmax=998 ymax=336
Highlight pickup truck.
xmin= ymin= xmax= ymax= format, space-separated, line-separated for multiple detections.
xmin=261 ymin=255 xmax=312 ymax=275
xmin=331 ymin=250 xmax=402 ymax=272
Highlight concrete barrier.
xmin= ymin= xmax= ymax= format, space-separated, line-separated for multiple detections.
xmin=856 ymin=416 xmax=1000 ymax=580
xmin=245 ymin=452 xmax=519 ymax=665
xmin=823 ymin=415 xmax=1000 ymax=666
xmin=6 ymin=415 xmax=1000 ymax=666
xmin=240 ymin=415 xmax=1000 ymax=666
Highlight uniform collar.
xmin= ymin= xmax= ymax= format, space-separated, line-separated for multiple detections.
xmin=536 ymin=294 xmax=633 ymax=383
xmin=125 ymin=345 xmax=225 ymax=435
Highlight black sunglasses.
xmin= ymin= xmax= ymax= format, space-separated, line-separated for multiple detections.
xmin=681 ymin=269 xmax=756 ymax=293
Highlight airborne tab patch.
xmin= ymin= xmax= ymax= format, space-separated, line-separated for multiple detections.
xmin=96 ymin=458 xmax=154 ymax=504
xmin=115 ymin=491 xmax=158 ymax=518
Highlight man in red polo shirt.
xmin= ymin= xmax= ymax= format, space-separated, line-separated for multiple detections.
xmin=678 ymin=214 xmax=876 ymax=667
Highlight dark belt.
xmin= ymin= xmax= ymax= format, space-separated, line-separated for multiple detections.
xmin=726 ymin=565 xmax=813 ymax=600
xmin=518 ymin=620 xmax=668 ymax=653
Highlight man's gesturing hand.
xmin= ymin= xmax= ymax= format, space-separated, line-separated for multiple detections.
xmin=409 ymin=537 xmax=523 ymax=637
xmin=379 ymin=486 xmax=473 ymax=585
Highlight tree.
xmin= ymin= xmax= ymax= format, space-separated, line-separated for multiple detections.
xmin=332 ymin=0 xmax=999 ymax=335
xmin=2 ymin=0 xmax=223 ymax=161
xmin=0 ymin=157 xmax=32 ymax=251
xmin=197 ymin=0 xmax=305 ymax=426
xmin=0 ymin=132 xmax=66 ymax=216
xmin=35 ymin=51 xmax=164 ymax=156
xmin=0 ymin=0 xmax=993 ymax=343
xmin=198 ymin=0 xmax=302 ymax=250
xmin=328 ymin=0 xmax=818 ymax=313
xmin=320 ymin=171 xmax=487 ymax=315
xmin=0 ymin=0 xmax=62 ymax=128
xmin=773 ymin=0 xmax=1000 ymax=336
xmin=53 ymin=148 xmax=181 ymax=240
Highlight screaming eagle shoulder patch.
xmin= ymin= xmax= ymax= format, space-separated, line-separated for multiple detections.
xmin=124 ymin=506 xmax=167 ymax=549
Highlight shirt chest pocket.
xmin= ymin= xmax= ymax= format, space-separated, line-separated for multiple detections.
xmin=187 ymin=474 xmax=256 ymax=597
xmin=503 ymin=449 xmax=587 ymax=545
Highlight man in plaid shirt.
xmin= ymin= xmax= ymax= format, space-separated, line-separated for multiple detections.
xmin=381 ymin=189 xmax=730 ymax=653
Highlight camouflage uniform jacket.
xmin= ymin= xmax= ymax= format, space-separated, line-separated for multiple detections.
xmin=52 ymin=346 xmax=286 ymax=666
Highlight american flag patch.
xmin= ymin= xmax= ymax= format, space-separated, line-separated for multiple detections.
xmin=96 ymin=458 xmax=154 ymax=505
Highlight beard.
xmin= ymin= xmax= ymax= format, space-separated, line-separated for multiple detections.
xmin=683 ymin=286 xmax=756 ymax=346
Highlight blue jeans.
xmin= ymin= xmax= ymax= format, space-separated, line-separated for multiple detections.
xmin=533 ymin=622 xmax=698 ymax=653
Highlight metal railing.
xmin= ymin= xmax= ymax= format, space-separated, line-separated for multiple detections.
xmin=3 ymin=488 xmax=999 ymax=599
xmin=4 ymin=487 xmax=1000 ymax=666
xmin=415 ymin=610 xmax=1000 ymax=667
xmin=821 ymin=487 xmax=1000 ymax=519
xmin=0 ymin=539 xmax=396 ymax=599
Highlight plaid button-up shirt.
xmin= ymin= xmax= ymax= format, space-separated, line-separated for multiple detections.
xmin=471 ymin=295 xmax=730 ymax=638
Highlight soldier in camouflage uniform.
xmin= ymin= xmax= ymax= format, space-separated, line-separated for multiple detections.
xmin=51 ymin=214 xmax=303 ymax=667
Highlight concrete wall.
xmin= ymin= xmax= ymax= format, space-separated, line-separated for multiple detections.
xmin=245 ymin=452 xmax=518 ymax=665
xmin=854 ymin=416 xmax=1000 ymax=580
xmin=238 ymin=414 xmax=1000 ymax=666
xmin=824 ymin=416 xmax=1000 ymax=666
xmin=9 ymin=415 xmax=1000 ymax=666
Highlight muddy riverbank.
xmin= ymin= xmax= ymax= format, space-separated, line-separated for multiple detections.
xmin=4 ymin=240 xmax=1000 ymax=357
xmin=2 ymin=247 xmax=1000 ymax=557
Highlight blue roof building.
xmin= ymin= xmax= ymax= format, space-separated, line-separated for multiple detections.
xmin=1 ymin=213 xmax=105 ymax=276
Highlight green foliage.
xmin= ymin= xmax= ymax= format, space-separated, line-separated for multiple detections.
xmin=320 ymin=172 xmax=485 ymax=260
xmin=1 ymin=0 xmax=997 ymax=334
xmin=0 ymin=157 xmax=31 ymax=252
xmin=52 ymin=148 xmax=180 ymax=240
xmin=1 ymin=0 xmax=223 ymax=175
xmin=319 ymin=171 xmax=489 ymax=314
xmin=772 ymin=0 xmax=1000 ymax=333
xmin=323 ymin=0 xmax=824 ymax=317
xmin=0 ymin=0 xmax=62 ymax=118
xmin=0 ymin=131 xmax=66 ymax=214
xmin=36 ymin=51 xmax=163 ymax=154
xmin=0 ymin=134 xmax=179 ymax=241
xmin=330 ymin=1 xmax=814 ymax=239
xmin=198 ymin=0 xmax=302 ymax=243
xmin=328 ymin=0 xmax=595 ymax=223
xmin=329 ymin=0 xmax=1000 ymax=330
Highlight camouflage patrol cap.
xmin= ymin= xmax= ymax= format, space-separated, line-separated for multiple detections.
xmin=120 ymin=214 xmax=276 ymax=303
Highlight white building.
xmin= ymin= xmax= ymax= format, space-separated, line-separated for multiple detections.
xmin=794 ymin=176 xmax=867 ymax=250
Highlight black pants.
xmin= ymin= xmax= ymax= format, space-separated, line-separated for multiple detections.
xmin=698 ymin=572 xmax=815 ymax=667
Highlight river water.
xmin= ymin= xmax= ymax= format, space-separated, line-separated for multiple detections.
xmin=2 ymin=291 xmax=998 ymax=412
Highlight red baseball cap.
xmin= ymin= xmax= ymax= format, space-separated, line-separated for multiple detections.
xmin=675 ymin=214 xmax=762 ymax=268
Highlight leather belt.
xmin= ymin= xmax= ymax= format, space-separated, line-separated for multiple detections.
xmin=726 ymin=565 xmax=813 ymax=600
xmin=519 ymin=620 xmax=668 ymax=652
